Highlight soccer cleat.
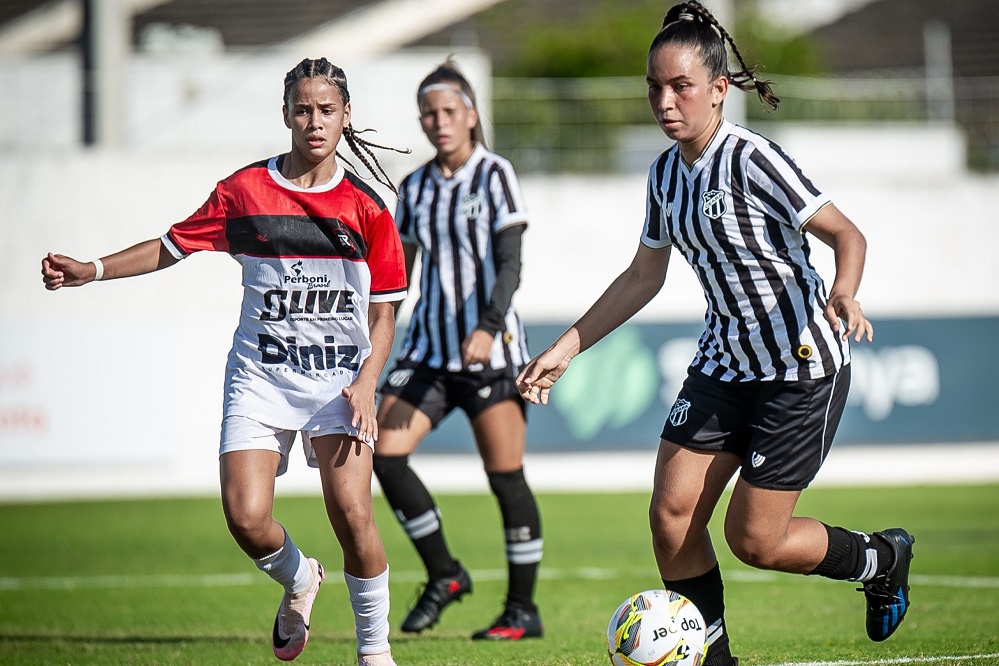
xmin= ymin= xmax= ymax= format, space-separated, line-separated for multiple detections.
xmin=400 ymin=563 xmax=472 ymax=633
xmin=471 ymin=605 xmax=544 ymax=640
xmin=859 ymin=528 xmax=915 ymax=642
xmin=357 ymin=651 xmax=397 ymax=666
xmin=272 ymin=557 xmax=325 ymax=661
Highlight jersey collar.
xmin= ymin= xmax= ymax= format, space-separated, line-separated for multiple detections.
xmin=267 ymin=156 xmax=345 ymax=193
xmin=679 ymin=118 xmax=731 ymax=178
xmin=430 ymin=143 xmax=486 ymax=184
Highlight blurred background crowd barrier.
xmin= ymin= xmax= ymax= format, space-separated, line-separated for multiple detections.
xmin=2 ymin=0 xmax=997 ymax=498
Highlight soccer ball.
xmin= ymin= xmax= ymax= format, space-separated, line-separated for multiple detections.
xmin=606 ymin=589 xmax=707 ymax=666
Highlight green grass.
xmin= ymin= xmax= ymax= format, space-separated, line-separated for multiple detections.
xmin=1 ymin=485 xmax=997 ymax=665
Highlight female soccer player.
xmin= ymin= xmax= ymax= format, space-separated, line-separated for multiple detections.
xmin=516 ymin=4 xmax=914 ymax=664
xmin=372 ymin=59 xmax=543 ymax=641
xmin=41 ymin=58 xmax=406 ymax=666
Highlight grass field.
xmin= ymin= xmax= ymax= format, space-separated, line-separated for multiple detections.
xmin=1 ymin=484 xmax=997 ymax=665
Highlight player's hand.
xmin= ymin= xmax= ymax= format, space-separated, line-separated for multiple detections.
xmin=41 ymin=253 xmax=96 ymax=290
xmin=516 ymin=346 xmax=573 ymax=405
xmin=824 ymin=293 xmax=874 ymax=343
xmin=461 ymin=328 xmax=494 ymax=367
xmin=342 ymin=377 xmax=379 ymax=444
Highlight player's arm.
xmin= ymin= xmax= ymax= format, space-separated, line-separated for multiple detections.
xmin=391 ymin=243 xmax=420 ymax=315
xmin=517 ymin=243 xmax=672 ymax=404
xmin=41 ymin=239 xmax=180 ymax=291
xmin=342 ymin=301 xmax=397 ymax=443
xmin=802 ymin=203 xmax=874 ymax=343
xmin=463 ymin=224 xmax=525 ymax=366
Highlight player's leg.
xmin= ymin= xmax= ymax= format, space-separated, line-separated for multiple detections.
xmin=730 ymin=364 xmax=914 ymax=642
xmin=311 ymin=434 xmax=394 ymax=665
xmin=650 ymin=440 xmax=740 ymax=666
xmin=373 ymin=371 xmax=471 ymax=634
xmin=219 ymin=418 xmax=324 ymax=661
xmin=469 ymin=398 xmax=543 ymax=640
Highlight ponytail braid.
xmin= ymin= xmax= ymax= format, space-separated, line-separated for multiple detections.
xmin=654 ymin=1 xmax=780 ymax=112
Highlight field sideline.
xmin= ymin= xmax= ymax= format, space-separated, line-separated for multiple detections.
xmin=2 ymin=442 xmax=998 ymax=502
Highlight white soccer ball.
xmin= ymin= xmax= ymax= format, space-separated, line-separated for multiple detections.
xmin=606 ymin=589 xmax=707 ymax=666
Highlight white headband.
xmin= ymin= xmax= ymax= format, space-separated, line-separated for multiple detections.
xmin=418 ymin=83 xmax=474 ymax=109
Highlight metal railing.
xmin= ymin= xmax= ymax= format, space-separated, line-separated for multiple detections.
xmin=491 ymin=73 xmax=999 ymax=173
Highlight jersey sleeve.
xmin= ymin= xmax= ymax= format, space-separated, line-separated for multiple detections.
xmin=746 ymin=143 xmax=832 ymax=231
xmin=640 ymin=155 xmax=673 ymax=250
xmin=161 ymin=185 xmax=231 ymax=259
xmin=487 ymin=160 xmax=529 ymax=232
xmin=366 ymin=205 xmax=408 ymax=303
xmin=394 ymin=175 xmax=418 ymax=245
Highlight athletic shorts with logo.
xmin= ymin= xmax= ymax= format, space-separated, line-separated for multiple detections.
xmin=661 ymin=364 xmax=851 ymax=490
xmin=380 ymin=360 xmax=526 ymax=427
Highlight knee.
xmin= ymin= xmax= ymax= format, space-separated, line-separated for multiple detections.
xmin=328 ymin=496 xmax=376 ymax=534
xmin=649 ymin=496 xmax=691 ymax=555
xmin=222 ymin=499 xmax=272 ymax=544
xmin=725 ymin=526 xmax=779 ymax=570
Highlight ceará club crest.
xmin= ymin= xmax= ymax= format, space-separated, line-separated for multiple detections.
xmin=460 ymin=193 xmax=484 ymax=220
xmin=701 ymin=189 xmax=727 ymax=219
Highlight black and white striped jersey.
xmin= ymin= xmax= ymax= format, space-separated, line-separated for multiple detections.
xmin=395 ymin=144 xmax=530 ymax=372
xmin=643 ymin=120 xmax=849 ymax=382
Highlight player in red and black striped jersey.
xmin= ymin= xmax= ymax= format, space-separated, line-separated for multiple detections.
xmin=42 ymin=58 xmax=405 ymax=666
xmin=517 ymin=4 xmax=914 ymax=665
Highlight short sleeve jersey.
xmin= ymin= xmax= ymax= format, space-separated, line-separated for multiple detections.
xmin=394 ymin=144 xmax=531 ymax=372
xmin=642 ymin=120 xmax=849 ymax=382
xmin=162 ymin=157 xmax=407 ymax=429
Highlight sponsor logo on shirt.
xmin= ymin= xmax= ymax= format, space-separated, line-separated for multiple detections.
xmin=258 ymin=334 xmax=360 ymax=373
xmin=260 ymin=289 xmax=356 ymax=322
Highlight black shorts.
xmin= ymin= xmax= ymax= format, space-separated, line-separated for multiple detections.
xmin=380 ymin=359 xmax=526 ymax=428
xmin=660 ymin=364 xmax=851 ymax=491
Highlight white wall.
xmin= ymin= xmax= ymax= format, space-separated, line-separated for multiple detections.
xmin=2 ymin=52 xmax=997 ymax=500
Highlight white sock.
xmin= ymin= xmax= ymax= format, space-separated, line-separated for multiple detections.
xmin=344 ymin=567 xmax=391 ymax=655
xmin=253 ymin=530 xmax=313 ymax=593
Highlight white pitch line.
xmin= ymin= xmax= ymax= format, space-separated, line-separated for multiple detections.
xmin=765 ymin=654 xmax=999 ymax=666
xmin=2 ymin=568 xmax=998 ymax=591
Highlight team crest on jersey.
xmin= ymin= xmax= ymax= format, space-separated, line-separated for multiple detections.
xmin=387 ymin=369 xmax=414 ymax=388
xmin=701 ymin=189 xmax=727 ymax=219
xmin=335 ymin=231 xmax=355 ymax=255
xmin=669 ymin=398 xmax=691 ymax=426
xmin=460 ymin=193 xmax=484 ymax=220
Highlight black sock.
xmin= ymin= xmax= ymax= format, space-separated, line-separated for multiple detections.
xmin=372 ymin=454 xmax=459 ymax=579
xmin=488 ymin=468 xmax=542 ymax=612
xmin=663 ymin=564 xmax=731 ymax=665
xmin=809 ymin=524 xmax=892 ymax=582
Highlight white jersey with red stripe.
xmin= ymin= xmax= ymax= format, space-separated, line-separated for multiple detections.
xmin=161 ymin=157 xmax=407 ymax=430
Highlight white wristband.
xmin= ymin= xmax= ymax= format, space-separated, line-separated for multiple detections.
xmin=92 ymin=258 xmax=104 ymax=281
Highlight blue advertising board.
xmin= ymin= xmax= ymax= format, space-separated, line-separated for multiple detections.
xmin=415 ymin=316 xmax=999 ymax=452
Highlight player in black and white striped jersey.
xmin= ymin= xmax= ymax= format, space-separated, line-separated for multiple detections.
xmin=373 ymin=59 xmax=543 ymax=641
xmin=518 ymin=3 xmax=914 ymax=664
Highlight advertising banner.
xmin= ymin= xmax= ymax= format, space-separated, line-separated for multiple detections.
xmin=421 ymin=316 xmax=999 ymax=452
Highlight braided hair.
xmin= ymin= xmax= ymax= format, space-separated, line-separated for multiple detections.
xmin=652 ymin=2 xmax=780 ymax=112
xmin=283 ymin=58 xmax=409 ymax=195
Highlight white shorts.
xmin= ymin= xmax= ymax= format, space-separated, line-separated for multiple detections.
xmin=219 ymin=415 xmax=369 ymax=477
